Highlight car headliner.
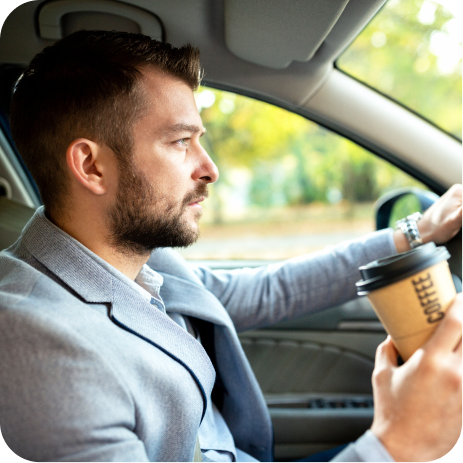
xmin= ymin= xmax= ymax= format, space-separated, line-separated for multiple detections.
xmin=0 ymin=0 xmax=387 ymax=102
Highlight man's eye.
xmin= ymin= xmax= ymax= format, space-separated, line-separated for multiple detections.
xmin=175 ymin=138 xmax=189 ymax=147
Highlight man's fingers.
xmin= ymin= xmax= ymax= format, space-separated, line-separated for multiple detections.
xmin=424 ymin=294 xmax=462 ymax=354
xmin=455 ymin=206 xmax=462 ymax=225
xmin=445 ymin=183 xmax=462 ymax=202
xmin=448 ymin=204 xmax=462 ymax=225
xmin=455 ymin=337 xmax=462 ymax=356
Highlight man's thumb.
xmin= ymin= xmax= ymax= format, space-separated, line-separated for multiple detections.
xmin=375 ymin=336 xmax=399 ymax=370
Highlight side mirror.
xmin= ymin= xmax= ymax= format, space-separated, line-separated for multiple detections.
xmin=374 ymin=187 xmax=439 ymax=230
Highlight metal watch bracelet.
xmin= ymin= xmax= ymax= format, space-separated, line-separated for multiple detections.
xmin=395 ymin=212 xmax=423 ymax=249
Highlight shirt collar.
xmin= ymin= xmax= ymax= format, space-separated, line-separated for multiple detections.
xmin=135 ymin=264 xmax=164 ymax=298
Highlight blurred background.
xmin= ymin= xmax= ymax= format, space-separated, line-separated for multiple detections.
xmin=178 ymin=0 xmax=461 ymax=262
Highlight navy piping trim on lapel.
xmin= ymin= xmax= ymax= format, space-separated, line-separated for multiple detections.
xmin=110 ymin=315 xmax=208 ymax=423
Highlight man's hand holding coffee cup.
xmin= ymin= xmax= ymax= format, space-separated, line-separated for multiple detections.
xmin=370 ymin=294 xmax=462 ymax=462
xmin=394 ymin=184 xmax=462 ymax=253
xmin=364 ymin=185 xmax=463 ymax=463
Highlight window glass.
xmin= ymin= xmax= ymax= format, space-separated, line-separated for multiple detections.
xmin=177 ymin=88 xmax=427 ymax=262
xmin=337 ymin=0 xmax=461 ymax=139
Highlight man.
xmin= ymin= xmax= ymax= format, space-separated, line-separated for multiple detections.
xmin=0 ymin=31 xmax=461 ymax=462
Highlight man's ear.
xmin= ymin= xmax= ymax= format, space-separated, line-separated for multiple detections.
xmin=66 ymin=138 xmax=108 ymax=195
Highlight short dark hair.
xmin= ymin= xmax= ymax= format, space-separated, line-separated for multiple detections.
xmin=10 ymin=30 xmax=201 ymax=219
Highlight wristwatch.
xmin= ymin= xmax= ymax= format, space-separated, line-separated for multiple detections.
xmin=395 ymin=212 xmax=423 ymax=249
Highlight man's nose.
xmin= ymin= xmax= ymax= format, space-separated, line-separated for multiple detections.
xmin=194 ymin=145 xmax=219 ymax=184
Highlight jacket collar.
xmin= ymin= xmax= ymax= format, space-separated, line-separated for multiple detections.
xmin=22 ymin=207 xmax=113 ymax=302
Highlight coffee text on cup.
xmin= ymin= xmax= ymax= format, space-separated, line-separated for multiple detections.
xmin=411 ymin=273 xmax=444 ymax=323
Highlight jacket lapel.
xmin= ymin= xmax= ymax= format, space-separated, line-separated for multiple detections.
xmin=109 ymin=280 xmax=215 ymax=420
xmin=157 ymin=269 xmax=274 ymax=461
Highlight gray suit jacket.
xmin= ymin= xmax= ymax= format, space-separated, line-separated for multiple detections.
xmin=0 ymin=208 xmax=396 ymax=461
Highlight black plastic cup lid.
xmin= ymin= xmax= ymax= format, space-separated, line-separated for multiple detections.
xmin=356 ymin=242 xmax=450 ymax=296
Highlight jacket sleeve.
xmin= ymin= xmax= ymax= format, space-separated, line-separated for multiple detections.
xmin=193 ymin=228 xmax=397 ymax=332
xmin=0 ymin=300 xmax=149 ymax=462
xmin=331 ymin=430 xmax=395 ymax=462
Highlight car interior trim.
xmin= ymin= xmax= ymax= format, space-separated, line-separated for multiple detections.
xmin=333 ymin=65 xmax=462 ymax=143
xmin=0 ymin=129 xmax=37 ymax=207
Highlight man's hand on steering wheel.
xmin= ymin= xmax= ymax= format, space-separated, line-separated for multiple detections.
xmin=394 ymin=184 xmax=462 ymax=253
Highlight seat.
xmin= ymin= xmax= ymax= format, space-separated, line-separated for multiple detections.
xmin=0 ymin=196 xmax=35 ymax=250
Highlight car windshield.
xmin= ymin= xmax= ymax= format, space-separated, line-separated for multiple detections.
xmin=337 ymin=0 xmax=462 ymax=139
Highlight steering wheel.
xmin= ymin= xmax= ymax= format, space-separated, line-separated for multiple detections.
xmin=375 ymin=187 xmax=462 ymax=289
xmin=445 ymin=229 xmax=462 ymax=284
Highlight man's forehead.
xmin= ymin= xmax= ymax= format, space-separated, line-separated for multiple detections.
xmin=136 ymin=68 xmax=203 ymax=132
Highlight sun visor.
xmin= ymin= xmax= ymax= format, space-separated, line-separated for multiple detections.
xmin=225 ymin=0 xmax=350 ymax=69
xmin=38 ymin=0 xmax=163 ymax=41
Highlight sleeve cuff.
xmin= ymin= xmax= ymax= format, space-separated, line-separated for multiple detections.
xmin=356 ymin=430 xmax=395 ymax=462
xmin=331 ymin=430 xmax=395 ymax=462
xmin=385 ymin=227 xmax=399 ymax=255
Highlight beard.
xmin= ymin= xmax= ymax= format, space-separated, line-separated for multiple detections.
xmin=107 ymin=159 xmax=207 ymax=256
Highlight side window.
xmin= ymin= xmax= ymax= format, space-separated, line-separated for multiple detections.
xmin=178 ymin=88 xmax=426 ymax=262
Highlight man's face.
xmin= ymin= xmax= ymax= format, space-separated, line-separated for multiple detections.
xmin=107 ymin=68 xmax=219 ymax=255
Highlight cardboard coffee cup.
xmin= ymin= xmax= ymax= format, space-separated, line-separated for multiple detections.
xmin=356 ymin=242 xmax=456 ymax=361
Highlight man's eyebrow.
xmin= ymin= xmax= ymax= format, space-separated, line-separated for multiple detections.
xmin=161 ymin=124 xmax=207 ymax=137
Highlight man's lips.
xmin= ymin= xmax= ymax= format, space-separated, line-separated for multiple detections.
xmin=188 ymin=197 xmax=205 ymax=206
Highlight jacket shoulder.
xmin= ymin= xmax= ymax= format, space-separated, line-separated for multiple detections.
xmin=0 ymin=247 xmax=44 ymax=304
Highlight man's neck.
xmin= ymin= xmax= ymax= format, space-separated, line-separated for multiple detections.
xmin=88 ymin=245 xmax=150 ymax=281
